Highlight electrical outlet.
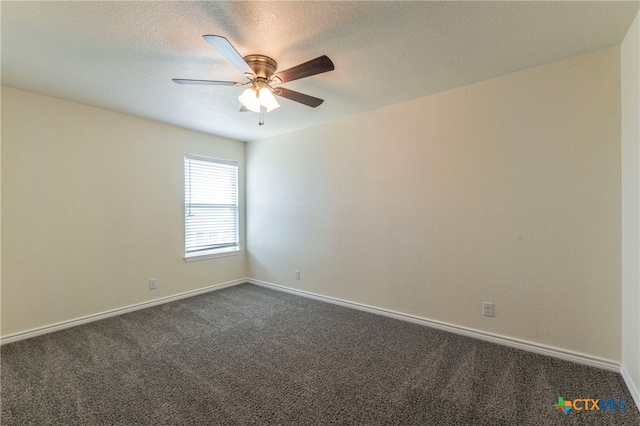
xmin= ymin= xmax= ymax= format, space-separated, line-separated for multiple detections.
xmin=482 ymin=302 xmax=494 ymax=317
xmin=294 ymin=270 xmax=300 ymax=280
xmin=149 ymin=278 xmax=158 ymax=290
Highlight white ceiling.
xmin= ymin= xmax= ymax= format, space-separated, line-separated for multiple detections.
xmin=2 ymin=1 xmax=638 ymax=142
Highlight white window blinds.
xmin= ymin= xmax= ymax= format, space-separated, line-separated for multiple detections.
xmin=184 ymin=154 xmax=239 ymax=258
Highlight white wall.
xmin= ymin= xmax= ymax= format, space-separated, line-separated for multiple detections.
xmin=247 ymin=49 xmax=622 ymax=361
xmin=1 ymin=87 xmax=247 ymax=337
xmin=622 ymin=11 xmax=640 ymax=401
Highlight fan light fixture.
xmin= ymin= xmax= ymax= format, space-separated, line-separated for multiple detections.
xmin=238 ymin=86 xmax=280 ymax=113
xmin=173 ymin=35 xmax=334 ymax=126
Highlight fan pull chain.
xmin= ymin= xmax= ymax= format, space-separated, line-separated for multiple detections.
xmin=259 ymin=109 xmax=265 ymax=126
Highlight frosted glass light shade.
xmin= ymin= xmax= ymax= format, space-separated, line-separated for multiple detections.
xmin=238 ymin=88 xmax=261 ymax=113
xmin=259 ymin=87 xmax=280 ymax=112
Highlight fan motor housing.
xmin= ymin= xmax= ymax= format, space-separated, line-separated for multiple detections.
xmin=243 ymin=54 xmax=278 ymax=79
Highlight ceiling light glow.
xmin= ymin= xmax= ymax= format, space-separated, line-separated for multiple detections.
xmin=238 ymin=85 xmax=280 ymax=114
xmin=238 ymin=88 xmax=261 ymax=113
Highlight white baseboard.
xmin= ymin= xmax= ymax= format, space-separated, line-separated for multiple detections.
xmin=621 ymin=364 xmax=640 ymax=413
xmin=0 ymin=278 xmax=247 ymax=345
xmin=4 ymin=277 xmax=637 ymax=412
xmin=248 ymin=279 xmax=621 ymax=373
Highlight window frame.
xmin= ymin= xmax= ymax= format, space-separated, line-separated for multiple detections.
xmin=183 ymin=153 xmax=240 ymax=262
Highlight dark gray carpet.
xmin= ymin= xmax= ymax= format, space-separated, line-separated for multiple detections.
xmin=1 ymin=283 xmax=638 ymax=425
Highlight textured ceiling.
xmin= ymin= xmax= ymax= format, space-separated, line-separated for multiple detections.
xmin=2 ymin=1 xmax=638 ymax=142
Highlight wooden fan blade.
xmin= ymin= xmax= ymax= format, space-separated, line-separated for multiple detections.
xmin=274 ymin=55 xmax=334 ymax=83
xmin=203 ymin=35 xmax=253 ymax=75
xmin=172 ymin=79 xmax=242 ymax=86
xmin=275 ymin=87 xmax=324 ymax=108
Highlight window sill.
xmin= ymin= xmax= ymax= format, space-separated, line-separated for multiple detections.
xmin=184 ymin=248 xmax=241 ymax=262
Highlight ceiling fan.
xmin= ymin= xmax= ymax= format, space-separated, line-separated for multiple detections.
xmin=173 ymin=35 xmax=335 ymax=126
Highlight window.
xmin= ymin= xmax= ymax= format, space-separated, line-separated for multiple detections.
xmin=184 ymin=154 xmax=239 ymax=261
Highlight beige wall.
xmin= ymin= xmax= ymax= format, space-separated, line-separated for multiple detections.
xmin=1 ymin=46 xmax=630 ymax=367
xmin=1 ymin=87 xmax=246 ymax=337
xmin=247 ymin=49 xmax=622 ymax=361
xmin=622 ymin=11 xmax=640 ymax=396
